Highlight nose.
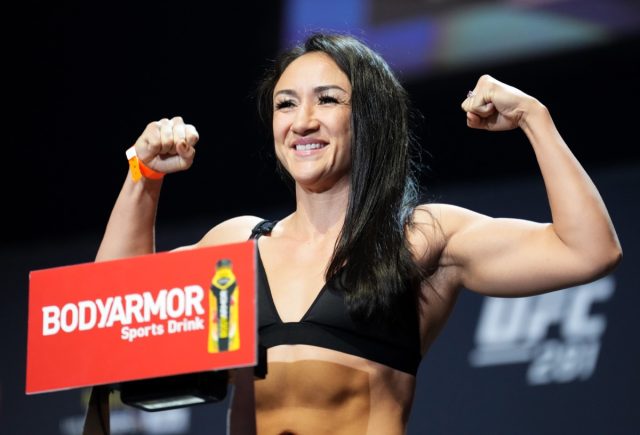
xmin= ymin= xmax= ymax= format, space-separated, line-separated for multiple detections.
xmin=291 ymin=102 xmax=320 ymax=135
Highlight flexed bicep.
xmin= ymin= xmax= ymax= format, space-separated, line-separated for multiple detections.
xmin=429 ymin=204 xmax=611 ymax=297
xmin=445 ymin=75 xmax=621 ymax=295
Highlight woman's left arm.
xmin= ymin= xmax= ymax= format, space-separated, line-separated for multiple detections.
xmin=432 ymin=74 xmax=622 ymax=296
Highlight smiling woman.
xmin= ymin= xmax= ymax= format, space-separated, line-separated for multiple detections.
xmin=85 ymin=32 xmax=621 ymax=434
xmin=271 ymin=52 xmax=353 ymax=193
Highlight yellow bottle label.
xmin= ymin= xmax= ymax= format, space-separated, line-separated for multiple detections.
xmin=208 ymin=259 xmax=240 ymax=353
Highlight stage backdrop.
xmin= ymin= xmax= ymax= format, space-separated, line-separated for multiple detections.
xmin=1 ymin=164 xmax=637 ymax=434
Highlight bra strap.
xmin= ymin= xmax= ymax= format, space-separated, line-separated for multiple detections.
xmin=249 ymin=219 xmax=278 ymax=240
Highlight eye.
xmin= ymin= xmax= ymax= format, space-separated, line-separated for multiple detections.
xmin=275 ymin=99 xmax=295 ymax=110
xmin=318 ymin=94 xmax=340 ymax=105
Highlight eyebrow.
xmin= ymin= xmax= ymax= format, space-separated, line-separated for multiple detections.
xmin=274 ymin=85 xmax=348 ymax=98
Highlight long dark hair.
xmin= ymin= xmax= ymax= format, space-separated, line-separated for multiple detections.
xmin=257 ymin=32 xmax=426 ymax=322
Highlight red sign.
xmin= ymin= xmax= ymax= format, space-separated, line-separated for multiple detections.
xmin=26 ymin=241 xmax=257 ymax=394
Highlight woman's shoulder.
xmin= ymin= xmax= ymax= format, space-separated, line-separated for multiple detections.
xmin=409 ymin=202 xmax=485 ymax=255
xmin=192 ymin=215 xmax=267 ymax=248
xmin=407 ymin=203 xmax=485 ymax=274
xmin=413 ymin=202 xmax=485 ymax=235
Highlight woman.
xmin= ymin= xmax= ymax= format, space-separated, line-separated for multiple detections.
xmin=90 ymin=33 xmax=621 ymax=434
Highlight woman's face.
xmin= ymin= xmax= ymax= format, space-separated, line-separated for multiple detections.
xmin=272 ymin=51 xmax=352 ymax=193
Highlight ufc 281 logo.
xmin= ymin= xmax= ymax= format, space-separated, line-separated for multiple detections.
xmin=469 ymin=276 xmax=615 ymax=385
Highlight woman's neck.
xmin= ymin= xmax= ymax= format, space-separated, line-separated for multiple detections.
xmin=288 ymin=180 xmax=349 ymax=242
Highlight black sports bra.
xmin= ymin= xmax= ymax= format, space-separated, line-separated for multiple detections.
xmin=251 ymin=219 xmax=422 ymax=375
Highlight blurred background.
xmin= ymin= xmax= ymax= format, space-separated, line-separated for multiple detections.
xmin=3 ymin=0 xmax=639 ymax=433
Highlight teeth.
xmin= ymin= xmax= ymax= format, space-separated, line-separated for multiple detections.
xmin=295 ymin=143 xmax=324 ymax=151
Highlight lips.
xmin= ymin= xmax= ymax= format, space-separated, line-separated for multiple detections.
xmin=290 ymin=138 xmax=329 ymax=154
xmin=294 ymin=143 xmax=325 ymax=151
xmin=291 ymin=137 xmax=328 ymax=147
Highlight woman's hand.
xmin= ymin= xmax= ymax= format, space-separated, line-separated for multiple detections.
xmin=133 ymin=116 xmax=199 ymax=174
xmin=461 ymin=74 xmax=544 ymax=131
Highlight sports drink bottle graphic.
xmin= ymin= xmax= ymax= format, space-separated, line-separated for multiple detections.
xmin=208 ymin=259 xmax=240 ymax=352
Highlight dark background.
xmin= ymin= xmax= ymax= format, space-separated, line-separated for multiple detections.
xmin=7 ymin=1 xmax=640 ymax=246
xmin=3 ymin=2 xmax=639 ymax=434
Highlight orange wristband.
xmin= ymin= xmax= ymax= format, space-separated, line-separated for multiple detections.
xmin=126 ymin=146 xmax=165 ymax=181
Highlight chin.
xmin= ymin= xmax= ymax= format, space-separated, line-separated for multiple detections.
xmin=294 ymin=175 xmax=327 ymax=190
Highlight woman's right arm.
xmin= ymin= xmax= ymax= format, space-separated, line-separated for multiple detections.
xmin=95 ymin=116 xmax=198 ymax=262
xmin=84 ymin=117 xmax=199 ymax=435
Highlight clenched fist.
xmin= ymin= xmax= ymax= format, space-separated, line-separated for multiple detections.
xmin=461 ymin=74 xmax=545 ymax=132
xmin=133 ymin=116 xmax=199 ymax=174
